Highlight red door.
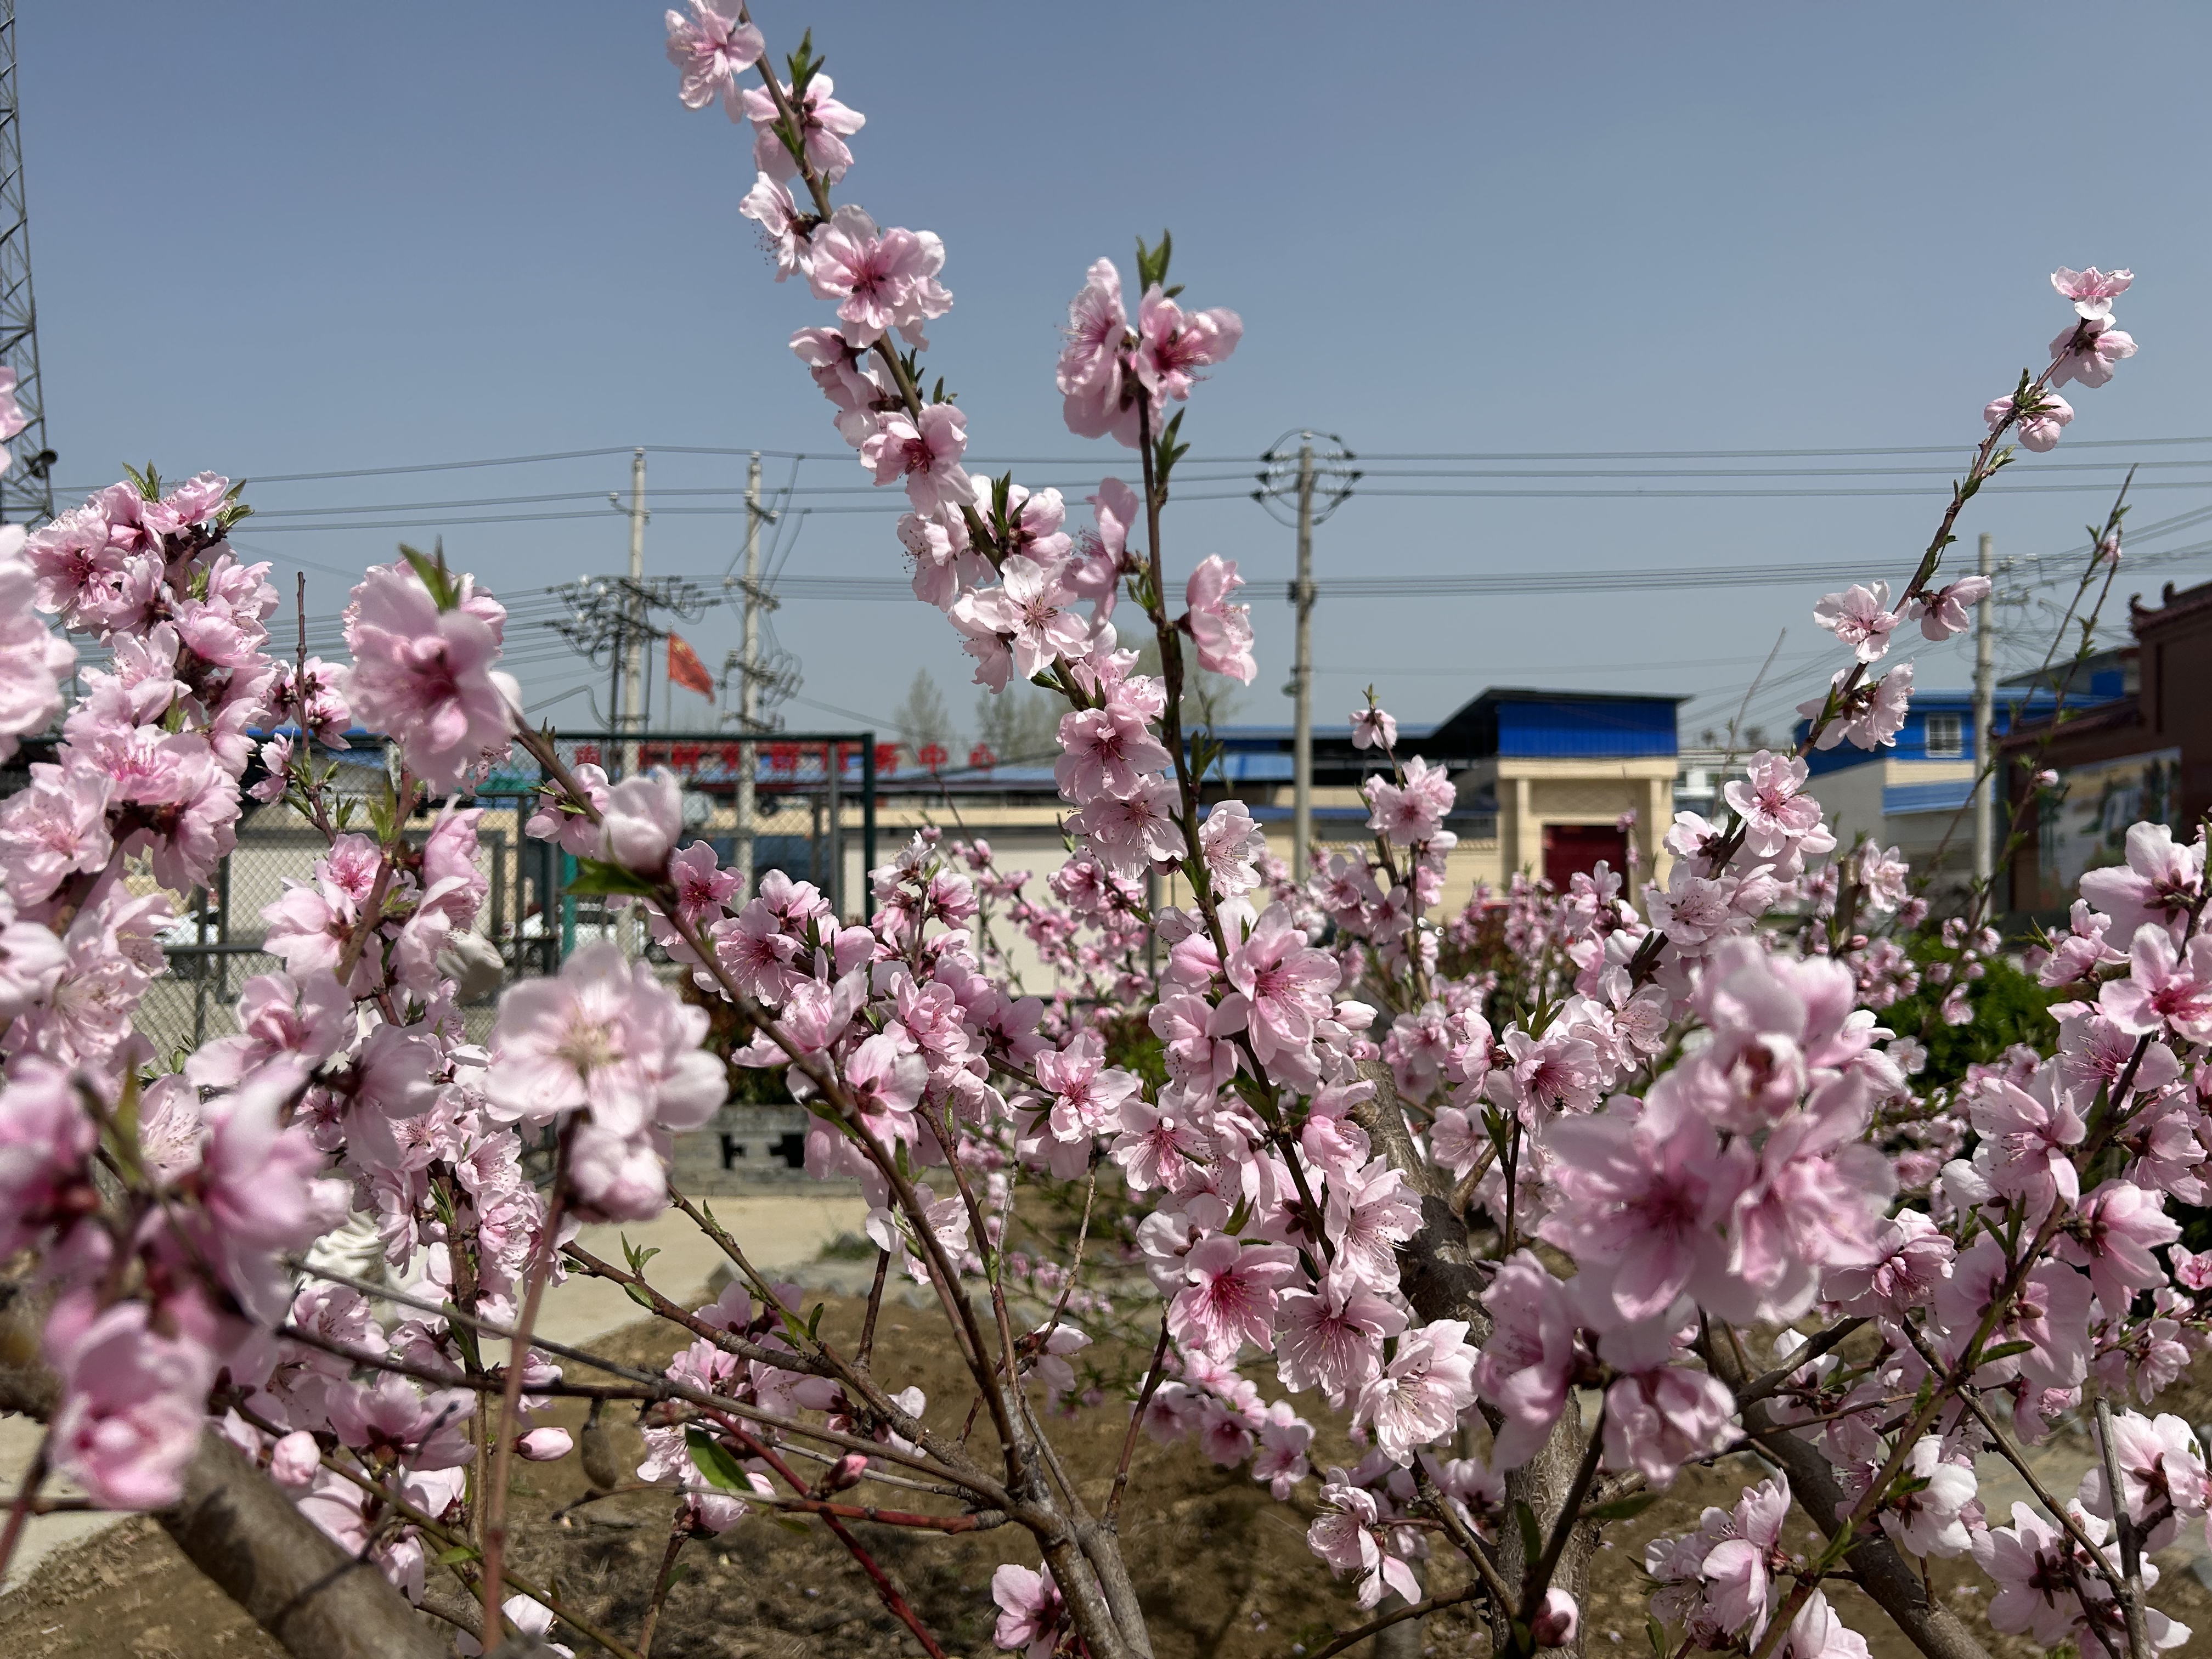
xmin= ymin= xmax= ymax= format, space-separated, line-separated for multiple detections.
xmin=1542 ymin=824 xmax=1627 ymax=890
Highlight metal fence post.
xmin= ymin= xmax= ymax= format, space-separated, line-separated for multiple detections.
xmin=489 ymin=828 xmax=507 ymax=964
xmin=825 ymin=740 xmax=843 ymax=918
xmin=192 ymin=881 xmax=209 ymax=1048
xmin=861 ymin=731 xmax=876 ymax=908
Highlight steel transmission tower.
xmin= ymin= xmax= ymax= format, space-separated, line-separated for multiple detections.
xmin=0 ymin=1 xmax=52 ymax=523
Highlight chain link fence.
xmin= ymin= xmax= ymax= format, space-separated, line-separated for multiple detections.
xmin=143 ymin=814 xmax=527 ymax=1057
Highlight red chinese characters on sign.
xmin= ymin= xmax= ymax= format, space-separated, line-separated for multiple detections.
xmin=573 ymin=744 xmax=601 ymax=766
xmin=873 ymin=743 xmax=899 ymax=777
xmin=768 ymin=743 xmax=800 ymax=776
xmin=917 ymin=742 xmax=947 ymax=773
xmin=968 ymin=743 xmax=996 ymax=773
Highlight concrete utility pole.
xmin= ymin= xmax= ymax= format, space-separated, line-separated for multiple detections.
xmin=618 ymin=448 xmax=647 ymax=960
xmin=1971 ymin=531 xmax=1996 ymax=895
xmin=733 ymin=453 xmax=763 ymax=891
xmin=1290 ymin=438 xmax=1317 ymax=881
xmin=620 ymin=448 xmax=648 ymax=779
xmin=1256 ymin=429 xmax=1356 ymax=880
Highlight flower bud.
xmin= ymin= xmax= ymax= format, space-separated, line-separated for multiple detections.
xmin=601 ymin=768 xmax=682 ymax=873
xmin=269 ymin=1429 xmax=321 ymax=1488
xmin=1529 ymin=1588 xmax=1578 ymax=1648
xmin=518 ymin=1426 xmax=574 ymax=1462
xmin=827 ymin=1452 xmax=870 ymax=1491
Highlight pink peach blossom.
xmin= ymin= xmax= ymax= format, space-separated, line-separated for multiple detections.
xmin=341 ymin=561 xmax=516 ymax=791
xmin=663 ymin=2 xmax=762 ymax=117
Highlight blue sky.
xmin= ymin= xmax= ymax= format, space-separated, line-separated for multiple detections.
xmin=22 ymin=3 xmax=2212 ymax=748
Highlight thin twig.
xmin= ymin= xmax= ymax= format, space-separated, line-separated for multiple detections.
xmin=2093 ymin=1391 xmax=2151 ymax=1659
xmin=635 ymin=1511 xmax=688 ymax=1659
xmin=1105 ymin=1317 xmax=1172 ymax=1527
xmin=0 ymin=1431 xmax=53 ymax=1584
xmin=703 ymin=1408 xmax=953 ymax=1659
xmin=1734 ymin=1318 xmax=1867 ymax=1408
xmin=481 ymin=1124 xmax=572 ymax=1629
xmin=281 ymin=1257 xmax=1007 ymax=1504
xmin=1297 ymin=1584 xmax=1483 ymax=1659
xmin=223 ymin=1394 xmax=640 ymax=1659
xmin=856 ymin=1249 xmax=891 ymax=1365
xmin=1413 ymin=1460 xmax=1517 ymax=1618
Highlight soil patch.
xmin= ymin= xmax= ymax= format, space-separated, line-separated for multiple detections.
xmin=3 ymin=1301 xmax=2208 ymax=1657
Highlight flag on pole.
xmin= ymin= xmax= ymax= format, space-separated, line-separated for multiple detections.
xmin=667 ymin=632 xmax=714 ymax=697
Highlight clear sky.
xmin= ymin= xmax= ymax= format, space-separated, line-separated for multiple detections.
xmin=21 ymin=2 xmax=2212 ymax=749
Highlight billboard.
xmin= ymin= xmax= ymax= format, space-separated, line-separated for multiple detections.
xmin=2031 ymin=746 xmax=2184 ymax=909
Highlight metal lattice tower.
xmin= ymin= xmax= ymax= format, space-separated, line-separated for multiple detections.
xmin=0 ymin=1 xmax=52 ymax=524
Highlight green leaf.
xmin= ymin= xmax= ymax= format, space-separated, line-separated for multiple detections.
xmin=1153 ymin=409 xmax=1189 ymax=486
xmin=1647 ymin=1615 xmax=1669 ymax=1657
xmin=1977 ymin=1339 xmax=2034 ymax=1363
xmin=434 ymin=1543 xmax=482 ymax=1565
xmin=686 ymin=1425 xmax=752 ymax=1492
xmin=807 ymin=1302 xmax=826 ymax=1340
xmin=1514 ymin=1499 xmax=1543 ymax=1565
xmin=563 ymin=858 xmax=662 ymax=899
xmin=398 ymin=543 xmax=460 ymax=611
xmin=787 ymin=29 xmax=820 ymax=97
xmin=624 ymin=1283 xmax=657 ymax=1311
xmin=1584 ymin=1491 xmax=1661 ymax=1522
xmin=1135 ymin=228 xmax=1173 ymax=292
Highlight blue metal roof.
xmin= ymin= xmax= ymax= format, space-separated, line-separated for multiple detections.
xmin=1883 ymin=778 xmax=1977 ymax=815
xmin=1200 ymin=752 xmax=1295 ymax=783
xmin=1488 ymin=695 xmax=1678 ymax=759
xmin=1803 ymin=687 xmax=2075 ymax=775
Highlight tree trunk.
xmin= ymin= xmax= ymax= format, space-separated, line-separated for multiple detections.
xmin=156 ymin=1434 xmax=449 ymax=1659
xmin=1491 ymin=1397 xmax=1596 ymax=1659
xmin=2 ymin=1283 xmax=444 ymax=1659
xmin=1712 ymin=1347 xmax=1994 ymax=1659
xmin=1352 ymin=1064 xmax=1590 ymax=1658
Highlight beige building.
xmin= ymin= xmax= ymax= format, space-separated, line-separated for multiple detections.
xmin=622 ymin=687 xmax=1689 ymax=956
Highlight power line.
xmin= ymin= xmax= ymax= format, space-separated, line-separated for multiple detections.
xmin=70 ymin=455 xmax=2212 ymax=519
xmin=38 ymin=430 xmax=2210 ymax=492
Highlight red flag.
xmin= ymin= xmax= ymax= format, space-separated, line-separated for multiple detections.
xmin=667 ymin=632 xmax=714 ymax=697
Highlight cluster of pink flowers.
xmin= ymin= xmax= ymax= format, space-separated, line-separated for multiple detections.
xmin=0 ymin=472 xmax=353 ymax=1510
xmin=0 ymin=491 xmax=604 ymax=1617
xmin=1795 ymin=267 xmax=2137 ymax=765
xmin=1 ymin=19 xmax=2198 ymax=1659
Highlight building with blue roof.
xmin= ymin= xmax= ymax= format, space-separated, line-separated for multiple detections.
xmin=1423 ymin=689 xmax=1684 ymax=889
xmin=1795 ymin=681 xmax=2101 ymax=894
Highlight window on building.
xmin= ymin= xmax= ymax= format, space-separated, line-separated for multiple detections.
xmin=1925 ymin=712 xmax=1965 ymax=758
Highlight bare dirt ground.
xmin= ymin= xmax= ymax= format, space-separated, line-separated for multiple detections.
xmin=2 ymin=1298 xmax=2208 ymax=1659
